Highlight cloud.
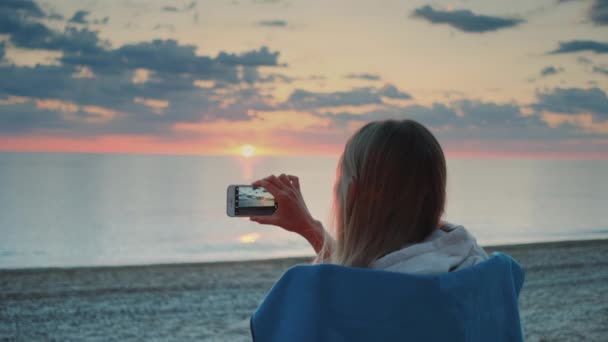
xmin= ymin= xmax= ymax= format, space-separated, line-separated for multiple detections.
xmin=0 ymin=5 xmax=108 ymax=54
xmin=258 ymin=20 xmax=288 ymax=27
xmin=0 ymin=0 xmax=45 ymax=18
xmin=0 ymin=100 xmax=66 ymax=133
xmin=319 ymin=99 xmax=561 ymax=140
xmin=378 ymin=84 xmax=412 ymax=99
xmin=162 ymin=6 xmax=179 ymax=12
xmin=241 ymin=67 xmax=293 ymax=83
xmin=344 ymin=73 xmax=381 ymax=81
xmin=593 ymin=65 xmax=608 ymax=75
xmin=590 ymin=0 xmax=608 ymax=25
xmin=540 ymin=66 xmax=563 ymax=77
xmin=534 ymin=87 xmax=608 ymax=121
xmin=69 ymin=10 xmax=90 ymax=24
xmin=576 ymin=56 xmax=593 ymax=65
xmin=0 ymin=62 xmax=278 ymax=135
xmin=58 ymin=39 xmax=281 ymax=84
xmin=0 ymin=1 xmax=285 ymax=110
xmin=0 ymin=41 xmax=5 ymax=62
xmin=215 ymin=46 xmax=281 ymax=66
xmin=550 ymin=40 xmax=608 ymax=54
xmin=0 ymin=0 xmax=286 ymax=137
xmin=411 ymin=5 xmax=524 ymax=33
xmin=162 ymin=2 xmax=197 ymax=12
xmin=65 ymin=9 xmax=109 ymax=25
xmin=287 ymin=88 xmax=383 ymax=109
xmin=284 ymin=84 xmax=411 ymax=110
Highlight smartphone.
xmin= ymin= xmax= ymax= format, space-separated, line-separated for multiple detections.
xmin=226 ymin=185 xmax=277 ymax=217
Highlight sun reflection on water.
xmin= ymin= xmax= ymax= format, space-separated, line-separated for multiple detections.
xmin=239 ymin=232 xmax=261 ymax=244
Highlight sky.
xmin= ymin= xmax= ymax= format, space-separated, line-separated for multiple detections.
xmin=0 ymin=0 xmax=607 ymax=157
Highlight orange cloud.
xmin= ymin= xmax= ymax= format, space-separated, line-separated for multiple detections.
xmin=80 ymin=106 xmax=120 ymax=123
xmin=0 ymin=96 xmax=30 ymax=105
xmin=175 ymin=110 xmax=331 ymax=134
xmin=33 ymin=99 xmax=119 ymax=123
xmin=131 ymin=68 xmax=151 ymax=84
xmin=542 ymin=111 xmax=608 ymax=134
xmin=134 ymin=97 xmax=170 ymax=114
xmin=72 ymin=66 xmax=95 ymax=79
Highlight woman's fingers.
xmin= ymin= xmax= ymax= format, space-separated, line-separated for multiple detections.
xmin=288 ymin=175 xmax=300 ymax=190
xmin=253 ymin=174 xmax=300 ymax=200
xmin=278 ymin=174 xmax=291 ymax=188
xmin=250 ymin=216 xmax=277 ymax=225
xmin=254 ymin=179 xmax=280 ymax=197
xmin=266 ymin=175 xmax=284 ymax=189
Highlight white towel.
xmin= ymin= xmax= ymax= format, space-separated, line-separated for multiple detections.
xmin=372 ymin=223 xmax=488 ymax=274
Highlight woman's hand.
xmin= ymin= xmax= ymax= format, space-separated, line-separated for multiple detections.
xmin=250 ymin=174 xmax=326 ymax=254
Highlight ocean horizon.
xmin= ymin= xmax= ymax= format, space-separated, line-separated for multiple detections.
xmin=1 ymin=151 xmax=607 ymax=269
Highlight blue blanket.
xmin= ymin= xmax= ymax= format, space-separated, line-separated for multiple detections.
xmin=251 ymin=252 xmax=524 ymax=341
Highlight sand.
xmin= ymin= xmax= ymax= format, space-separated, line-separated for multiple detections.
xmin=1 ymin=239 xmax=607 ymax=341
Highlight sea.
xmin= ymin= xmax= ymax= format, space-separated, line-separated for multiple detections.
xmin=1 ymin=152 xmax=607 ymax=269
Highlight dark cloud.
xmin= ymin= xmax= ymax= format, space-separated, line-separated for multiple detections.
xmin=48 ymin=13 xmax=64 ymax=21
xmin=344 ymin=73 xmax=381 ymax=81
xmin=378 ymin=84 xmax=412 ymax=99
xmin=593 ymin=65 xmax=608 ymax=75
xmin=0 ymin=1 xmax=285 ymax=137
xmin=320 ymin=99 xmax=560 ymax=139
xmin=0 ymin=0 xmax=45 ymax=18
xmin=215 ymin=46 xmax=280 ymax=66
xmin=162 ymin=6 xmax=179 ymax=12
xmin=258 ymin=20 xmax=288 ymax=27
xmin=0 ymin=41 xmax=5 ymax=62
xmin=287 ymin=88 xmax=383 ymax=109
xmin=162 ymin=2 xmax=197 ymax=12
xmin=534 ymin=87 xmax=608 ymax=121
xmin=242 ymin=67 xmax=293 ymax=83
xmin=0 ymin=62 xmax=277 ymax=135
xmin=540 ymin=66 xmax=563 ymax=77
xmin=0 ymin=5 xmax=108 ymax=54
xmin=590 ymin=0 xmax=608 ymax=25
xmin=317 ymin=103 xmax=456 ymax=129
xmin=69 ymin=10 xmax=90 ymax=24
xmin=0 ymin=101 xmax=66 ymax=134
xmin=550 ymin=40 xmax=608 ymax=54
xmin=285 ymin=85 xmax=412 ymax=110
xmin=576 ymin=56 xmax=593 ymax=65
xmin=59 ymin=40 xmax=280 ymax=84
xmin=67 ymin=10 xmax=107 ymax=25
xmin=411 ymin=5 xmax=524 ymax=33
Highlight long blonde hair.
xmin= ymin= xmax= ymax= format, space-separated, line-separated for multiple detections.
xmin=325 ymin=120 xmax=447 ymax=268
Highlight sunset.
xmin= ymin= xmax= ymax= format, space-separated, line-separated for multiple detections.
xmin=0 ymin=0 xmax=607 ymax=158
xmin=241 ymin=144 xmax=255 ymax=158
xmin=1 ymin=1 xmax=607 ymax=341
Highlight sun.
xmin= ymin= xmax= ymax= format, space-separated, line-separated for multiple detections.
xmin=241 ymin=144 xmax=256 ymax=158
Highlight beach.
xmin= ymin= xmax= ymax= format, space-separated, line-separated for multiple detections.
xmin=1 ymin=239 xmax=607 ymax=341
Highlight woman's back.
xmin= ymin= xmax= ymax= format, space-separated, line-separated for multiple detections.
xmin=251 ymin=253 xmax=524 ymax=342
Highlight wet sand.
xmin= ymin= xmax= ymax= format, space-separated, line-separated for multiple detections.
xmin=1 ymin=239 xmax=607 ymax=341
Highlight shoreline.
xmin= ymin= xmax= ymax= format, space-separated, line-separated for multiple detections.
xmin=1 ymin=238 xmax=607 ymax=341
xmin=2 ymin=237 xmax=607 ymax=273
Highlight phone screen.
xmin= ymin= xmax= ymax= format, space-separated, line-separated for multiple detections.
xmin=234 ymin=186 xmax=277 ymax=216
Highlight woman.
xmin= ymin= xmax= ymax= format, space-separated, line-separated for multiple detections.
xmin=250 ymin=119 xmax=488 ymax=273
